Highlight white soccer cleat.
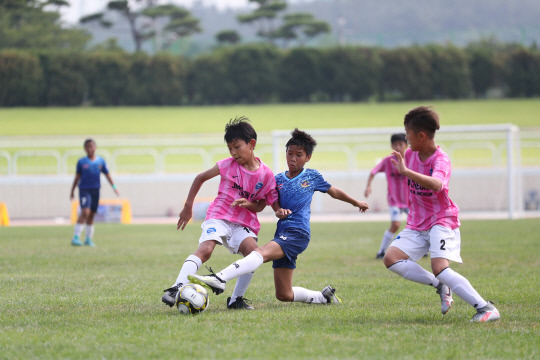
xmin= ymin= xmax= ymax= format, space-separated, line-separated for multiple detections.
xmin=436 ymin=283 xmax=454 ymax=315
xmin=471 ymin=301 xmax=500 ymax=322
xmin=188 ymin=273 xmax=226 ymax=295
xmin=321 ymin=285 xmax=342 ymax=304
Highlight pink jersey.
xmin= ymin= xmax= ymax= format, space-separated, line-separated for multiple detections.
xmin=205 ymin=157 xmax=278 ymax=235
xmin=404 ymin=147 xmax=460 ymax=231
xmin=370 ymin=155 xmax=408 ymax=208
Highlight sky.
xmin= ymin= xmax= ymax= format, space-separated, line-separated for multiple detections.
xmin=60 ymin=0 xmax=253 ymax=24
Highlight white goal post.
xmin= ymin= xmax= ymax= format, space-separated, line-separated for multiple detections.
xmin=272 ymin=124 xmax=522 ymax=219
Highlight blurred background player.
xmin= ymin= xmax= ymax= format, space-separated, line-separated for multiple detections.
xmin=161 ymin=117 xmax=279 ymax=310
xmin=364 ymin=133 xmax=409 ymax=259
xmin=190 ymin=129 xmax=369 ymax=306
xmin=384 ymin=106 xmax=500 ymax=322
xmin=69 ymin=138 xmax=119 ymax=247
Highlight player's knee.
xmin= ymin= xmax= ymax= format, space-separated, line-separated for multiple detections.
xmin=275 ymin=289 xmax=293 ymax=302
xmin=195 ymin=244 xmax=215 ymax=262
xmin=382 ymin=255 xmax=394 ymax=268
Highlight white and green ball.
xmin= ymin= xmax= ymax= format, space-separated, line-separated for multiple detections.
xmin=175 ymin=283 xmax=209 ymax=315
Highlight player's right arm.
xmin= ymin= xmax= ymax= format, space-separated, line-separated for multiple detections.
xmin=390 ymin=150 xmax=442 ymax=192
xmin=271 ymin=200 xmax=291 ymax=219
xmin=364 ymin=173 xmax=375 ymax=197
xmin=69 ymin=173 xmax=81 ymax=200
xmin=177 ymin=164 xmax=220 ymax=230
xmin=230 ymin=198 xmax=266 ymax=212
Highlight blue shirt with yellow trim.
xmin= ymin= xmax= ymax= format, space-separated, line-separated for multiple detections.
xmin=275 ymin=168 xmax=331 ymax=235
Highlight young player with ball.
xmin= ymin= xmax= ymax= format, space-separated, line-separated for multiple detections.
xmin=190 ymin=128 xmax=369 ymax=306
xmin=383 ymin=106 xmax=500 ymax=322
xmin=161 ymin=117 xmax=283 ymax=310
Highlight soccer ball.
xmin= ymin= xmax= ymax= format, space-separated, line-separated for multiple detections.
xmin=175 ymin=283 xmax=209 ymax=315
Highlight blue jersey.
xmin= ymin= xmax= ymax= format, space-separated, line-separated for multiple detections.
xmin=76 ymin=156 xmax=109 ymax=189
xmin=275 ymin=168 xmax=331 ymax=235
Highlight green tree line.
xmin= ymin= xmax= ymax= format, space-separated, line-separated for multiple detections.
xmin=1 ymin=41 xmax=539 ymax=106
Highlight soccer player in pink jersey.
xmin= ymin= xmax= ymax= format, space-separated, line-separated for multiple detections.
xmin=161 ymin=117 xmax=280 ymax=310
xmin=383 ymin=106 xmax=500 ymax=322
xmin=364 ymin=133 xmax=409 ymax=259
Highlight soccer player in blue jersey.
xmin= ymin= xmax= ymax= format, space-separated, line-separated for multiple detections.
xmin=69 ymin=138 xmax=119 ymax=247
xmin=190 ymin=129 xmax=369 ymax=305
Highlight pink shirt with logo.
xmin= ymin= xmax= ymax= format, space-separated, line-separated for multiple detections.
xmin=404 ymin=147 xmax=460 ymax=231
xmin=205 ymin=157 xmax=278 ymax=235
xmin=370 ymin=155 xmax=408 ymax=208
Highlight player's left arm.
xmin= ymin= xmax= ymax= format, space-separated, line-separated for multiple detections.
xmin=326 ymin=186 xmax=369 ymax=213
xmin=104 ymin=173 xmax=119 ymax=196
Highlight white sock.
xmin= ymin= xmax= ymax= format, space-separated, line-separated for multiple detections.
xmin=388 ymin=259 xmax=440 ymax=287
xmin=379 ymin=230 xmax=395 ymax=253
xmin=175 ymin=255 xmax=202 ymax=286
xmin=436 ymin=268 xmax=488 ymax=309
xmin=292 ymin=287 xmax=327 ymax=304
xmin=218 ymin=251 xmax=263 ymax=282
xmin=230 ymin=272 xmax=255 ymax=304
xmin=85 ymin=224 xmax=94 ymax=239
xmin=73 ymin=223 xmax=83 ymax=237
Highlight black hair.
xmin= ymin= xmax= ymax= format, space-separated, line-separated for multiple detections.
xmin=404 ymin=106 xmax=440 ymax=139
xmin=390 ymin=133 xmax=407 ymax=144
xmin=224 ymin=116 xmax=257 ymax=144
xmin=84 ymin=138 xmax=95 ymax=147
xmin=285 ymin=128 xmax=317 ymax=156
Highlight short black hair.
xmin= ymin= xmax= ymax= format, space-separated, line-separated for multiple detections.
xmin=84 ymin=138 xmax=95 ymax=147
xmin=404 ymin=106 xmax=440 ymax=139
xmin=391 ymin=133 xmax=407 ymax=144
xmin=285 ymin=128 xmax=317 ymax=156
xmin=224 ymin=116 xmax=257 ymax=144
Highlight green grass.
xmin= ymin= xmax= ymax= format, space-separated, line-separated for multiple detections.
xmin=1 ymin=99 xmax=539 ymax=175
xmin=1 ymin=219 xmax=538 ymax=359
xmin=1 ymin=99 xmax=540 ymax=136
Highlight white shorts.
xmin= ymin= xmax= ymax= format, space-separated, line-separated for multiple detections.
xmin=389 ymin=206 xmax=409 ymax=222
xmin=390 ymin=225 xmax=462 ymax=263
xmin=199 ymin=219 xmax=257 ymax=254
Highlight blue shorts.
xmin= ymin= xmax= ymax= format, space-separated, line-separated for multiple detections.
xmin=272 ymin=228 xmax=310 ymax=269
xmin=79 ymin=188 xmax=100 ymax=213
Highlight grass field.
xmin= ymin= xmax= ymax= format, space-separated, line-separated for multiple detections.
xmin=1 ymin=99 xmax=540 ymax=136
xmin=1 ymin=219 xmax=538 ymax=359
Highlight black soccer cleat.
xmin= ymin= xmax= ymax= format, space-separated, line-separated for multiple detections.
xmin=162 ymin=284 xmax=181 ymax=307
xmin=227 ymin=296 xmax=254 ymax=310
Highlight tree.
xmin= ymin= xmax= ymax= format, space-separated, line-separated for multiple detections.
xmin=379 ymin=46 xmax=434 ymax=100
xmin=0 ymin=0 xmax=90 ymax=51
xmin=427 ymin=44 xmax=472 ymax=99
xmin=237 ymin=0 xmax=287 ymax=43
xmin=504 ymin=46 xmax=540 ymax=97
xmin=271 ymin=13 xmax=330 ymax=47
xmin=216 ymin=30 xmax=241 ymax=45
xmin=80 ymin=0 xmax=201 ymax=53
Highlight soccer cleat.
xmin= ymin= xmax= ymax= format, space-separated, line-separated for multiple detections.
xmin=71 ymin=235 xmax=82 ymax=246
xmin=188 ymin=273 xmax=226 ymax=295
xmin=471 ymin=301 xmax=500 ymax=322
xmin=227 ymin=296 xmax=254 ymax=310
xmin=375 ymin=251 xmax=385 ymax=259
xmin=162 ymin=284 xmax=182 ymax=307
xmin=84 ymin=237 xmax=95 ymax=247
xmin=436 ymin=283 xmax=454 ymax=315
xmin=321 ymin=285 xmax=342 ymax=304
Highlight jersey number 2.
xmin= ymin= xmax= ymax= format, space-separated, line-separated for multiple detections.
xmin=440 ymin=239 xmax=446 ymax=250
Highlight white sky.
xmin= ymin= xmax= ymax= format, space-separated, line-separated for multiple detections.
xmin=60 ymin=0 xmax=251 ymax=24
